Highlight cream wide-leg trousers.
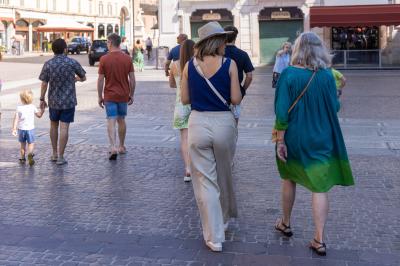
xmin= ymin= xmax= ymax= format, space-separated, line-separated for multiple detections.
xmin=188 ymin=110 xmax=238 ymax=243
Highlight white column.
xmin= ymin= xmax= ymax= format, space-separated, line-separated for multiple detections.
xmin=158 ymin=0 xmax=179 ymax=48
xmin=182 ymin=11 xmax=191 ymax=38
xmin=249 ymin=11 xmax=260 ymax=64
xmin=28 ymin=22 xmax=33 ymax=52
xmin=232 ymin=8 xmax=241 ymax=49
xmin=301 ymin=4 xmax=310 ymax=32
xmin=94 ymin=21 xmax=98 ymax=40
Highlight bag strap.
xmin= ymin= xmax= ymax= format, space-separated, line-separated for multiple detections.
xmin=287 ymin=70 xmax=316 ymax=114
xmin=193 ymin=57 xmax=231 ymax=109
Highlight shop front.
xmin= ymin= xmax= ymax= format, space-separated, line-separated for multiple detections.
xmin=258 ymin=7 xmax=303 ymax=65
xmin=190 ymin=9 xmax=233 ymax=42
xmin=310 ymin=4 xmax=400 ymax=68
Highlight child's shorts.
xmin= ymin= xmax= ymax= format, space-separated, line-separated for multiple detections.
xmin=18 ymin=129 xmax=35 ymax=144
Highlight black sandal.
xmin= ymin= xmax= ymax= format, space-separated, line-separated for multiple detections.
xmin=275 ymin=218 xmax=293 ymax=237
xmin=310 ymin=239 xmax=327 ymax=256
xmin=108 ymin=152 xmax=118 ymax=160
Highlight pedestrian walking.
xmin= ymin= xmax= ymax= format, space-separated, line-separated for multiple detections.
xmin=272 ymin=42 xmax=291 ymax=88
xmin=120 ymin=37 xmax=130 ymax=55
xmin=223 ymin=25 xmax=254 ymax=122
xmin=273 ymin=32 xmax=354 ymax=256
xmin=132 ymin=40 xmax=144 ymax=72
xmin=145 ymin=37 xmax=153 ymax=60
xmin=39 ymin=38 xmax=87 ymax=165
xmin=180 ymin=22 xmax=242 ymax=252
xmin=97 ymin=33 xmax=136 ymax=160
xmin=169 ymin=39 xmax=195 ymax=182
xmin=165 ymin=34 xmax=188 ymax=77
xmin=12 ymin=89 xmax=45 ymax=166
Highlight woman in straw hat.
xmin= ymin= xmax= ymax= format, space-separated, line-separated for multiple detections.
xmin=274 ymin=32 xmax=354 ymax=256
xmin=181 ymin=21 xmax=242 ymax=252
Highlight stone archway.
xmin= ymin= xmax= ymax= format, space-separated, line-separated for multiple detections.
xmin=32 ymin=20 xmax=45 ymax=51
xmin=190 ymin=9 xmax=234 ymax=42
xmin=98 ymin=24 xmax=105 ymax=39
xmin=258 ymin=7 xmax=304 ymax=64
xmin=120 ymin=6 xmax=130 ymax=37
xmin=15 ymin=19 xmax=29 ymax=52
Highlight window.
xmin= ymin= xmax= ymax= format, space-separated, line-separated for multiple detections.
xmin=36 ymin=0 xmax=40 ymax=9
xmin=107 ymin=3 xmax=112 ymax=16
xmin=67 ymin=0 xmax=70 ymax=12
xmin=53 ymin=0 xmax=56 ymax=11
xmin=20 ymin=0 xmax=24 ymax=6
xmin=0 ymin=0 xmax=10 ymax=5
xmin=115 ymin=3 xmax=118 ymax=16
xmin=78 ymin=0 xmax=81 ymax=13
xmin=99 ymin=2 xmax=104 ymax=16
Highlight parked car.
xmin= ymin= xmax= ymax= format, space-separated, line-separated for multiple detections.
xmin=88 ymin=40 xmax=108 ymax=66
xmin=67 ymin=37 xmax=90 ymax=54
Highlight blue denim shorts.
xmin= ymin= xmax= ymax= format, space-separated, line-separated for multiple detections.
xmin=105 ymin=102 xmax=128 ymax=119
xmin=18 ymin=129 xmax=35 ymax=144
xmin=49 ymin=107 xmax=75 ymax=123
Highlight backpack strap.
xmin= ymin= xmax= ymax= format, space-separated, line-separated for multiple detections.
xmin=288 ymin=70 xmax=316 ymax=114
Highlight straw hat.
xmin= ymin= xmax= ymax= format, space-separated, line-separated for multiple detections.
xmin=196 ymin=21 xmax=233 ymax=45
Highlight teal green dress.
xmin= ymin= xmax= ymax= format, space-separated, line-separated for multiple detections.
xmin=274 ymin=66 xmax=354 ymax=192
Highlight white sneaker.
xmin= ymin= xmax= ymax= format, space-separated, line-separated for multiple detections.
xmin=184 ymin=175 xmax=191 ymax=182
xmin=206 ymin=241 xmax=222 ymax=252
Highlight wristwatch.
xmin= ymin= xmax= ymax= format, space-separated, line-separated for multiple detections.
xmin=40 ymin=97 xmax=45 ymax=101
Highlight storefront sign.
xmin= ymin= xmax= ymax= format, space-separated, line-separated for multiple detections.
xmin=202 ymin=12 xmax=221 ymax=21
xmin=271 ymin=11 xmax=291 ymax=20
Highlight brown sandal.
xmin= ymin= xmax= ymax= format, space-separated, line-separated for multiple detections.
xmin=310 ymin=239 xmax=327 ymax=256
xmin=275 ymin=218 xmax=293 ymax=237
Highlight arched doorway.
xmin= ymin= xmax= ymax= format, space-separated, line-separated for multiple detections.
xmin=259 ymin=7 xmax=303 ymax=64
xmin=15 ymin=19 xmax=29 ymax=52
xmin=106 ymin=24 xmax=113 ymax=36
xmin=190 ymin=9 xmax=233 ymax=42
xmin=98 ymin=24 xmax=105 ymax=39
xmin=120 ymin=7 xmax=129 ymax=37
xmin=32 ymin=20 xmax=45 ymax=51
xmin=115 ymin=24 xmax=119 ymax=34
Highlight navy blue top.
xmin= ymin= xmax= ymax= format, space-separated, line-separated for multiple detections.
xmin=224 ymin=45 xmax=254 ymax=97
xmin=188 ymin=58 xmax=232 ymax=112
xmin=167 ymin=45 xmax=180 ymax=61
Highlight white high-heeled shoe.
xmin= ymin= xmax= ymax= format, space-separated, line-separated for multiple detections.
xmin=206 ymin=241 xmax=222 ymax=252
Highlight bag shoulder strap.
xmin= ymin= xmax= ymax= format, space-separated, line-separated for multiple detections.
xmin=193 ymin=57 xmax=230 ymax=109
xmin=287 ymin=70 xmax=316 ymax=114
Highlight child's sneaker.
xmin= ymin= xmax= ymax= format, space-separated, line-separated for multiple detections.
xmin=27 ymin=153 xmax=35 ymax=166
xmin=19 ymin=157 xmax=26 ymax=164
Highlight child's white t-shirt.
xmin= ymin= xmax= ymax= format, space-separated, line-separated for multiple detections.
xmin=16 ymin=104 xmax=39 ymax=130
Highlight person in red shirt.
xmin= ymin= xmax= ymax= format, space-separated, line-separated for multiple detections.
xmin=97 ymin=33 xmax=136 ymax=160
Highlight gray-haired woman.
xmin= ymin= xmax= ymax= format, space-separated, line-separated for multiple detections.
xmin=273 ymin=32 xmax=354 ymax=256
xmin=181 ymin=22 xmax=242 ymax=252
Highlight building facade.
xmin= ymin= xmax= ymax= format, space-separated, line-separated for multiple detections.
xmin=158 ymin=0 xmax=400 ymax=66
xmin=0 ymin=0 xmax=134 ymax=53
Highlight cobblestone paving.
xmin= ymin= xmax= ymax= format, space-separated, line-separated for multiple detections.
xmin=0 ymin=61 xmax=399 ymax=265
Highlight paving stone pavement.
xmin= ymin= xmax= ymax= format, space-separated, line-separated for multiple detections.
xmin=0 ymin=65 xmax=399 ymax=265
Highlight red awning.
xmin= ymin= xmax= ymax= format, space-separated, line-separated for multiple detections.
xmin=0 ymin=17 xmax=14 ymax=22
xmin=310 ymin=4 xmax=400 ymax=28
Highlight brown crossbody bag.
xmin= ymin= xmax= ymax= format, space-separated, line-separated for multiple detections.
xmin=272 ymin=70 xmax=317 ymax=142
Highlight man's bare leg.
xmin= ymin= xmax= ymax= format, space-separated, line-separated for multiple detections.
xmin=107 ymin=118 xmax=118 ymax=156
xmin=50 ymin=121 xmax=59 ymax=160
xmin=117 ymin=117 xmax=126 ymax=153
xmin=58 ymin=122 xmax=70 ymax=161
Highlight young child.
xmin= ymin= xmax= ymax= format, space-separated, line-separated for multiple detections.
xmin=331 ymin=68 xmax=346 ymax=98
xmin=12 ymin=89 xmax=45 ymax=166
